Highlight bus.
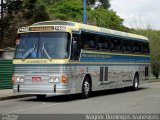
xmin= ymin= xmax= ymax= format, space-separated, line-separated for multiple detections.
xmin=13 ymin=21 xmax=150 ymax=99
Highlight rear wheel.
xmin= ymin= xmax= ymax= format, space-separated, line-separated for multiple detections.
xmin=81 ymin=77 xmax=91 ymax=99
xmin=36 ymin=95 xmax=46 ymax=99
xmin=132 ymin=74 xmax=139 ymax=91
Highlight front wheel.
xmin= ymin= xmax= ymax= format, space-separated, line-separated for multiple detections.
xmin=81 ymin=77 xmax=91 ymax=99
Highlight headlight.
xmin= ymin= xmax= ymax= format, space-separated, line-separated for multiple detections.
xmin=19 ymin=78 xmax=24 ymax=82
xmin=16 ymin=76 xmax=24 ymax=83
xmin=16 ymin=77 xmax=20 ymax=82
xmin=49 ymin=76 xmax=60 ymax=83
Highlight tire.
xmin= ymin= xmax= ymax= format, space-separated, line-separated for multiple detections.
xmin=81 ymin=77 xmax=91 ymax=99
xmin=36 ymin=95 xmax=46 ymax=99
xmin=132 ymin=74 xmax=139 ymax=91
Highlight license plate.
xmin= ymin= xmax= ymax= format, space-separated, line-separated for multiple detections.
xmin=32 ymin=77 xmax=41 ymax=81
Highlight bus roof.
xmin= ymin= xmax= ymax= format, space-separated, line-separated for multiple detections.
xmin=31 ymin=20 xmax=149 ymax=42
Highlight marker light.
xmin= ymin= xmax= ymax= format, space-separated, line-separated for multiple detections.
xmin=19 ymin=27 xmax=28 ymax=32
xmin=12 ymin=74 xmax=15 ymax=83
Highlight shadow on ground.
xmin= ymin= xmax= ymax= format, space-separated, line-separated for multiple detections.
xmin=21 ymin=87 xmax=147 ymax=103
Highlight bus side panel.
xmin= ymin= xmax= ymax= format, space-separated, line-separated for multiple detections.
xmin=70 ymin=64 xmax=150 ymax=94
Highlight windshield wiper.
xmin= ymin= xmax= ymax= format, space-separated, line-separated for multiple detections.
xmin=22 ymin=43 xmax=36 ymax=60
xmin=42 ymin=42 xmax=51 ymax=60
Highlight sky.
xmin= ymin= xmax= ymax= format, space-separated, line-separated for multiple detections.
xmin=110 ymin=0 xmax=160 ymax=30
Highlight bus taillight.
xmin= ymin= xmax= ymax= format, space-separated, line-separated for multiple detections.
xmin=12 ymin=74 xmax=15 ymax=83
xmin=61 ymin=75 xmax=68 ymax=84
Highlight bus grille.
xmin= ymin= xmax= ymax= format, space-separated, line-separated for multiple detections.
xmin=14 ymin=65 xmax=64 ymax=75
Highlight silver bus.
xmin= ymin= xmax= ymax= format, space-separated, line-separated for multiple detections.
xmin=13 ymin=21 xmax=150 ymax=99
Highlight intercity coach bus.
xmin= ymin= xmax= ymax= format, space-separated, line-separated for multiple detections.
xmin=13 ymin=21 xmax=150 ymax=99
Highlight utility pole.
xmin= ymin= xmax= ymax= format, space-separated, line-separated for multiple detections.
xmin=0 ymin=0 xmax=4 ymax=47
xmin=83 ymin=0 xmax=87 ymax=24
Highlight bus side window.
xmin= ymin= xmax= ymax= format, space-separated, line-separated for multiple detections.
xmin=142 ymin=42 xmax=150 ymax=54
xmin=122 ymin=39 xmax=133 ymax=53
xmin=97 ymin=36 xmax=109 ymax=51
xmin=81 ymin=32 xmax=96 ymax=50
xmin=110 ymin=38 xmax=121 ymax=52
xmin=133 ymin=41 xmax=142 ymax=53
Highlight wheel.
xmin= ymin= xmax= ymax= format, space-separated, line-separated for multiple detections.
xmin=81 ymin=77 xmax=91 ymax=99
xmin=132 ymin=74 xmax=139 ymax=91
xmin=36 ymin=95 xmax=46 ymax=99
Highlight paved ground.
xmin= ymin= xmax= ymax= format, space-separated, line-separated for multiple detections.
xmin=0 ymin=89 xmax=32 ymax=101
xmin=0 ymin=89 xmax=13 ymax=98
xmin=0 ymin=82 xmax=160 ymax=114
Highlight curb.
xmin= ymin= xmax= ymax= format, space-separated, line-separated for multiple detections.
xmin=0 ymin=94 xmax=33 ymax=101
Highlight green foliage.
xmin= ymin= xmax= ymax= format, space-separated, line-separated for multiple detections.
xmin=47 ymin=0 xmax=84 ymax=22
xmin=131 ymin=29 xmax=160 ymax=79
xmin=1 ymin=0 xmax=49 ymax=47
xmin=86 ymin=0 xmax=110 ymax=9
xmin=22 ymin=0 xmax=49 ymax=23
xmin=99 ymin=0 xmax=111 ymax=8
xmin=88 ymin=8 xmax=128 ymax=31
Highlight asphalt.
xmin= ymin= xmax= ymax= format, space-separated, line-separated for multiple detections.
xmin=0 ymin=79 xmax=159 ymax=101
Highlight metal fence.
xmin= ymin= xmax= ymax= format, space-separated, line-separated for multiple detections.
xmin=0 ymin=60 xmax=13 ymax=89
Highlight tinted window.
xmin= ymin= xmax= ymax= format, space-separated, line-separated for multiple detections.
xmin=97 ymin=36 xmax=109 ymax=51
xmin=133 ymin=41 xmax=142 ymax=53
xmin=110 ymin=37 xmax=121 ymax=52
xmin=142 ymin=42 xmax=150 ymax=54
xmin=122 ymin=39 xmax=133 ymax=52
xmin=81 ymin=32 xmax=96 ymax=50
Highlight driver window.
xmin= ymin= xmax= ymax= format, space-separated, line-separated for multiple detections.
xmin=71 ymin=35 xmax=81 ymax=60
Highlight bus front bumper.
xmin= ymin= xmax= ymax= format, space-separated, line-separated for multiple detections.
xmin=13 ymin=84 xmax=74 ymax=95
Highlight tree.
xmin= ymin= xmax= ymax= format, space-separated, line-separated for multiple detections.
xmin=46 ymin=0 xmax=84 ymax=22
xmin=88 ymin=8 xmax=128 ymax=31
xmin=0 ymin=0 xmax=49 ymax=47
xmin=86 ymin=0 xmax=110 ymax=9
xmin=99 ymin=0 xmax=110 ymax=8
xmin=22 ymin=0 xmax=49 ymax=24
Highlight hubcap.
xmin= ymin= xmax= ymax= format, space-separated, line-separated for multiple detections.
xmin=84 ymin=81 xmax=90 ymax=95
xmin=134 ymin=78 xmax=138 ymax=88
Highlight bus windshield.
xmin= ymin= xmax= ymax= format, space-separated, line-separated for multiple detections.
xmin=15 ymin=32 xmax=71 ymax=59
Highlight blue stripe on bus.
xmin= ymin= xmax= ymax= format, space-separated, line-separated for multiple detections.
xmin=80 ymin=54 xmax=150 ymax=63
xmin=80 ymin=59 xmax=150 ymax=63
